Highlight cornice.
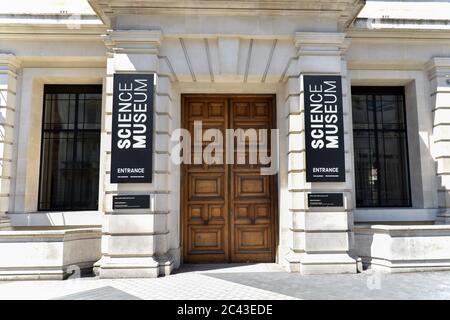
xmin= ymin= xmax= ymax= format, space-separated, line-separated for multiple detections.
xmin=347 ymin=28 xmax=450 ymax=43
xmin=425 ymin=57 xmax=450 ymax=80
xmin=353 ymin=17 xmax=450 ymax=31
xmin=0 ymin=54 xmax=21 ymax=74
xmin=102 ymin=29 xmax=162 ymax=53
xmin=0 ymin=24 xmax=107 ymax=41
xmin=88 ymin=0 xmax=364 ymax=29
xmin=295 ymin=32 xmax=347 ymax=47
xmin=294 ymin=32 xmax=350 ymax=55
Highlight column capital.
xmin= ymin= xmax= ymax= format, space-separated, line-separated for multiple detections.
xmin=425 ymin=57 xmax=450 ymax=80
xmin=0 ymin=54 xmax=21 ymax=74
xmin=102 ymin=29 xmax=162 ymax=54
xmin=294 ymin=32 xmax=349 ymax=56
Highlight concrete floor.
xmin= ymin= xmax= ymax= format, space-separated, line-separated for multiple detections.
xmin=0 ymin=263 xmax=449 ymax=300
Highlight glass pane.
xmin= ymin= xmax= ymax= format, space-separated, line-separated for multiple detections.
xmin=353 ymin=131 xmax=378 ymax=207
xmin=352 ymin=94 xmax=374 ymax=130
xmin=377 ymin=132 xmax=410 ymax=206
xmin=44 ymin=94 xmax=76 ymax=130
xmin=39 ymin=86 xmax=101 ymax=211
xmin=78 ymin=95 xmax=102 ymax=130
xmin=39 ymin=132 xmax=75 ymax=210
xmin=72 ymin=132 xmax=100 ymax=210
xmin=379 ymin=95 xmax=405 ymax=130
xmin=351 ymin=87 xmax=411 ymax=207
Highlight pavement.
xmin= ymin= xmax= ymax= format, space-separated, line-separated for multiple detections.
xmin=0 ymin=263 xmax=449 ymax=300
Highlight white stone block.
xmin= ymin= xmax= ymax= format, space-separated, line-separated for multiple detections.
xmin=287 ymin=77 xmax=301 ymax=96
xmin=434 ymin=108 xmax=450 ymax=123
xmin=303 ymin=212 xmax=349 ymax=231
xmin=98 ymin=256 xmax=159 ymax=278
xmin=288 ymin=114 xmax=304 ymax=133
xmin=434 ymin=124 xmax=450 ymax=140
xmin=304 ymin=232 xmax=349 ymax=252
xmin=291 ymin=211 xmax=305 ymax=230
xmin=437 ymin=158 xmax=450 ymax=174
xmin=434 ymin=141 xmax=450 ymax=158
xmin=290 ymin=192 xmax=307 ymax=210
xmin=299 ymin=253 xmax=356 ymax=275
xmin=155 ymin=114 xmax=171 ymax=133
xmin=106 ymin=234 xmax=156 ymax=255
xmin=105 ymin=213 xmax=167 ymax=234
xmin=105 ymin=76 xmax=114 ymax=95
xmin=288 ymin=152 xmax=305 ymax=172
xmin=155 ymin=94 xmax=172 ymax=115
xmin=0 ymin=195 xmax=9 ymax=212
xmin=299 ymin=56 xmax=342 ymax=74
xmin=154 ymin=153 xmax=170 ymax=172
xmin=288 ymin=172 xmax=306 ymax=190
xmin=288 ymin=132 xmax=305 ymax=152
xmin=0 ymin=108 xmax=15 ymax=125
xmin=156 ymin=76 xmax=172 ymax=96
xmin=155 ymin=133 xmax=170 ymax=152
xmin=355 ymin=225 xmax=450 ymax=272
xmin=113 ymin=53 xmax=158 ymax=73
xmin=291 ymin=230 xmax=304 ymax=251
xmin=104 ymin=94 xmax=113 ymax=113
xmin=0 ymin=75 xmax=17 ymax=93
xmin=286 ymin=95 xmax=301 ymax=114
xmin=0 ymin=228 xmax=101 ymax=280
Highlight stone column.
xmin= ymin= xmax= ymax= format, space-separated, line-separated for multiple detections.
xmin=0 ymin=54 xmax=19 ymax=231
xmin=285 ymin=32 xmax=356 ymax=274
xmin=427 ymin=58 xmax=450 ymax=224
xmin=96 ymin=30 xmax=174 ymax=278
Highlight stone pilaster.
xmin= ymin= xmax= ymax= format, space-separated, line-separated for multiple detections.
xmin=95 ymin=30 xmax=174 ymax=278
xmin=284 ymin=32 xmax=356 ymax=274
xmin=0 ymin=54 xmax=20 ymax=231
xmin=427 ymin=58 xmax=450 ymax=224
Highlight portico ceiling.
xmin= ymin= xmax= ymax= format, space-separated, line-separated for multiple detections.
xmin=158 ymin=37 xmax=297 ymax=83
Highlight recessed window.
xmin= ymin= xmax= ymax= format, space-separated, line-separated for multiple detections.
xmin=351 ymin=87 xmax=411 ymax=207
xmin=38 ymin=85 xmax=102 ymax=211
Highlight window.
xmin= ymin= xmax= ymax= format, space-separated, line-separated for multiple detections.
xmin=38 ymin=85 xmax=102 ymax=211
xmin=351 ymin=87 xmax=411 ymax=207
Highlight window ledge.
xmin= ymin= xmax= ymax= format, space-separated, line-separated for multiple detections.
xmin=354 ymin=208 xmax=439 ymax=223
xmin=7 ymin=211 xmax=102 ymax=227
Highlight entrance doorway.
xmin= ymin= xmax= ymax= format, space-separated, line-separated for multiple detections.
xmin=181 ymin=95 xmax=278 ymax=263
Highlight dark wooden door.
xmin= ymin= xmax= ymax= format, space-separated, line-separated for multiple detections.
xmin=182 ymin=95 xmax=277 ymax=263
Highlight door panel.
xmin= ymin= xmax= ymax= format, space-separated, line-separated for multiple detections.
xmin=229 ymin=97 xmax=275 ymax=262
xmin=182 ymin=95 xmax=277 ymax=263
xmin=183 ymin=96 xmax=228 ymax=262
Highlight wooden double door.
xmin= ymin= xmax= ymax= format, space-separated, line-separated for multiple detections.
xmin=182 ymin=95 xmax=277 ymax=263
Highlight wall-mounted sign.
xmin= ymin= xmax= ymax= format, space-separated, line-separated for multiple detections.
xmin=308 ymin=193 xmax=344 ymax=207
xmin=110 ymin=73 xmax=154 ymax=183
xmin=113 ymin=195 xmax=150 ymax=209
xmin=304 ymin=75 xmax=345 ymax=182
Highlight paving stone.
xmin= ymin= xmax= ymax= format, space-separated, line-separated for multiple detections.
xmin=0 ymin=264 xmax=449 ymax=300
xmin=54 ymin=286 xmax=141 ymax=300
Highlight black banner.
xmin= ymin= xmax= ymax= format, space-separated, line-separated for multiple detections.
xmin=113 ymin=195 xmax=150 ymax=209
xmin=308 ymin=193 xmax=344 ymax=207
xmin=304 ymin=75 xmax=345 ymax=182
xmin=111 ymin=73 xmax=154 ymax=183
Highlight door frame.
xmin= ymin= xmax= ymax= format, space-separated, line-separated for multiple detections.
xmin=180 ymin=93 xmax=279 ymax=264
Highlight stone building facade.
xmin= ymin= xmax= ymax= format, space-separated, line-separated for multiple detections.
xmin=1 ymin=0 xmax=450 ymax=279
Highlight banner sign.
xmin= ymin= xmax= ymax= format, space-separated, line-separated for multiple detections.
xmin=308 ymin=193 xmax=344 ymax=207
xmin=110 ymin=73 xmax=154 ymax=183
xmin=304 ymin=75 xmax=345 ymax=182
xmin=113 ymin=195 xmax=150 ymax=209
